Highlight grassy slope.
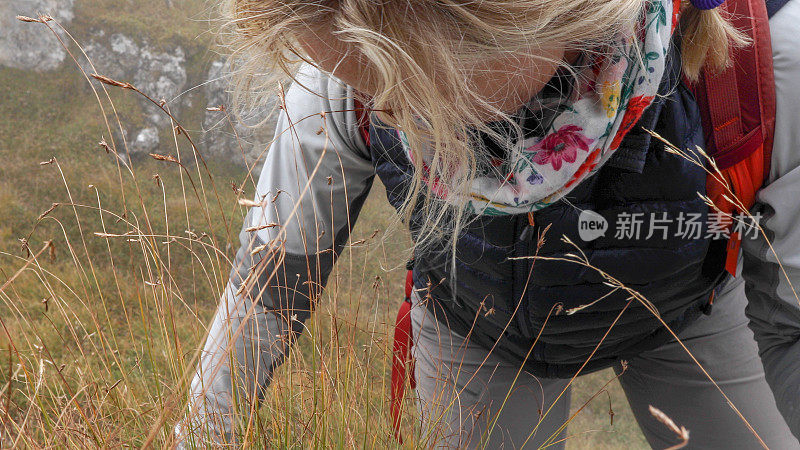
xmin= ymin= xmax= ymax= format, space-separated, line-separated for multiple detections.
xmin=0 ymin=2 xmax=647 ymax=447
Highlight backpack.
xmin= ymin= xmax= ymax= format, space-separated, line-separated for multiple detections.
xmin=379 ymin=0 xmax=781 ymax=440
xmin=693 ymin=0 xmax=778 ymax=282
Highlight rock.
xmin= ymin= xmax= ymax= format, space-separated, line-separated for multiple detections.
xmin=135 ymin=44 xmax=186 ymax=105
xmin=1 ymin=3 xmax=274 ymax=167
xmin=109 ymin=34 xmax=136 ymax=55
xmin=202 ymin=59 xmax=278 ymax=166
xmin=81 ymin=32 xmax=187 ymax=135
xmin=131 ymin=127 xmax=160 ymax=153
xmin=0 ymin=0 xmax=75 ymax=71
xmin=84 ymin=33 xmax=186 ymax=111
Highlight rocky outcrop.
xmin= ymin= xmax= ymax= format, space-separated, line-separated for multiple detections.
xmin=1 ymin=0 xmax=278 ymax=167
xmin=0 ymin=0 xmax=75 ymax=71
xmin=83 ymin=30 xmax=188 ymax=134
xmin=86 ymin=33 xmax=188 ymax=114
xmin=81 ymin=31 xmax=188 ymax=153
xmin=132 ymin=127 xmax=160 ymax=154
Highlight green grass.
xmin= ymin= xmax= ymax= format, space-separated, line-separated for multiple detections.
xmin=0 ymin=10 xmax=648 ymax=448
xmin=71 ymin=0 xmax=217 ymax=51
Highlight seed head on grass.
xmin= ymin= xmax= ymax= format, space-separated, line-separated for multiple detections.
xmin=149 ymin=153 xmax=180 ymax=164
xmin=90 ymin=73 xmax=134 ymax=90
xmin=649 ymin=405 xmax=689 ymax=449
xmin=237 ymin=198 xmax=262 ymax=208
xmin=16 ymin=15 xmax=52 ymax=23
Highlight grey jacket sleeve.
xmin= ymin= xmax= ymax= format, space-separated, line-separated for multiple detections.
xmin=182 ymin=66 xmax=373 ymax=444
xmin=740 ymin=0 xmax=800 ymax=436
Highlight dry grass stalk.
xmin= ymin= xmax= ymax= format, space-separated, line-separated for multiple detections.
xmin=15 ymin=15 xmax=52 ymax=23
xmin=148 ymin=152 xmax=180 ymax=164
xmin=36 ymin=203 xmax=58 ymax=221
xmin=237 ymin=198 xmax=262 ymax=208
xmin=649 ymin=405 xmax=690 ymax=449
xmin=245 ymin=223 xmax=279 ymax=232
xmin=89 ymin=73 xmax=133 ymax=90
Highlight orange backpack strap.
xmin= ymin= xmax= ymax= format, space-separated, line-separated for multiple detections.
xmin=689 ymin=0 xmax=776 ymax=276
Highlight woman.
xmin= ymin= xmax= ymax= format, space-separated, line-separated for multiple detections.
xmin=180 ymin=0 xmax=800 ymax=447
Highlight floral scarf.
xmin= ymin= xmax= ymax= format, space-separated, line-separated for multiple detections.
xmin=400 ymin=0 xmax=681 ymax=216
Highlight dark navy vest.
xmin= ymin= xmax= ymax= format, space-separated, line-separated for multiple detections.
xmin=369 ymin=45 xmax=729 ymax=378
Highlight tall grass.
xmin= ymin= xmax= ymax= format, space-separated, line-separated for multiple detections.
xmin=6 ymin=10 xmax=782 ymax=449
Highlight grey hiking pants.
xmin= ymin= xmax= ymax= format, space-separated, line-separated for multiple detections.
xmin=411 ymin=274 xmax=800 ymax=449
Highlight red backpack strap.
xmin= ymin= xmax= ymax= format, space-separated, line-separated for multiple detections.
xmin=689 ymin=0 xmax=776 ymax=276
xmin=390 ymin=269 xmax=416 ymax=442
xmin=692 ymin=0 xmax=776 ymax=175
xmin=354 ymin=97 xmax=371 ymax=148
xmin=356 ymin=96 xmax=418 ymax=440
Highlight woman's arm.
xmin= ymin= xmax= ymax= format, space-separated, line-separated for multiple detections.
xmin=740 ymin=0 xmax=800 ymax=436
xmin=180 ymin=65 xmax=375 ymax=444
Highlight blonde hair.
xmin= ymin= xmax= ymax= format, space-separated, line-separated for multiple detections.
xmin=221 ymin=0 xmax=748 ymax=251
xmin=680 ymin=2 xmax=750 ymax=80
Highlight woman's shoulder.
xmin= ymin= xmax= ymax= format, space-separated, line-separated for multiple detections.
xmin=284 ymin=64 xmax=370 ymax=159
xmin=768 ymin=0 xmax=800 ymax=183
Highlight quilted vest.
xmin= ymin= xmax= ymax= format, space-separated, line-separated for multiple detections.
xmin=369 ymin=44 xmax=729 ymax=378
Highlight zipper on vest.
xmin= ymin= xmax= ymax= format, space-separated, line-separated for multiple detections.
xmin=519 ymin=211 xmax=536 ymax=242
xmin=514 ymin=212 xmax=537 ymax=339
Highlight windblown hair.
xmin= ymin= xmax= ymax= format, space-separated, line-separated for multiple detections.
xmin=220 ymin=0 xmax=748 ymax=251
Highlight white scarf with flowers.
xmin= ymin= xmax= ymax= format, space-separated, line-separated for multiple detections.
xmin=400 ymin=0 xmax=680 ymax=216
